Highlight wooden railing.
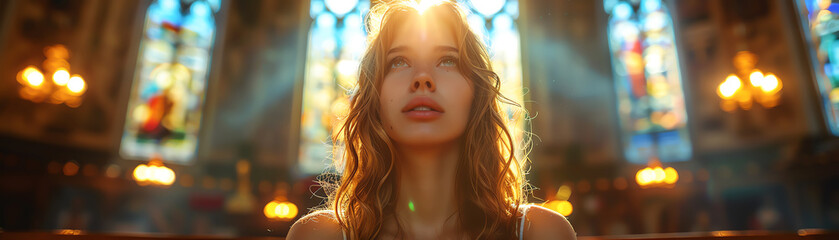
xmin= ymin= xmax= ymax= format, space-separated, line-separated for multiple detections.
xmin=1 ymin=230 xmax=837 ymax=240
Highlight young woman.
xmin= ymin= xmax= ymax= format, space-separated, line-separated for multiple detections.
xmin=288 ymin=0 xmax=576 ymax=239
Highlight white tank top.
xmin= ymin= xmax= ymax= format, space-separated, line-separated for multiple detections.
xmin=341 ymin=205 xmax=532 ymax=240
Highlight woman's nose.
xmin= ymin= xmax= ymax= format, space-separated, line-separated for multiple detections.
xmin=410 ymin=73 xmax=436 ymax=92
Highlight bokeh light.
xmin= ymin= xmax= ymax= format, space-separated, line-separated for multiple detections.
xmin=16 ymin=46 xmax=86 ymax=107
xmin=53 ymin=69 xmax=70 ymax=86
xmin=719 ymin=74 xmax=742 ymax=99
xmin=556 ymin=185 xmax=572 ymax=200
xmin=636 ymin=166 xmax=679 ymax=187
xmin=544 ymin=200 xmax=574 ymax=217
xmin=761 ymin=74 xmax=781 ymax=93
xmin=24 ymin=67 xmax=45 ymax=88
xmin=264 ymin=199 xmax=298 ymax=221
xmin=664 ymin=167 xmax=679 ymax=184
xmin=132 ymin=159 xmax=176 ymax=186
xmin=749 ymin=70 xmax=764 ymax=87
xmin=63 ymin=161 xmax=79 ymax=176
xmin=67 ymin=75 xmax=86 ymax=95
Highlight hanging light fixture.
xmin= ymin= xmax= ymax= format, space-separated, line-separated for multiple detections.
xmin=263 ymin=183 xmax=299 ymax=221
xmin=132 ymin=155 xmax=176 ymax=187
xmin=717 ymin=51 xmax=783 ymax=112
xmin=635 ymin=158 xmax=678 ymax=188
xmin=16 ymin=45 xmax=87 ymax=107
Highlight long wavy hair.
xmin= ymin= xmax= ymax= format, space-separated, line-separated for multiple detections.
xmin=318 ymin=0 xmax=531 ymax=239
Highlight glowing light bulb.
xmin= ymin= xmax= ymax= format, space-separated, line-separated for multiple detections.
xmin=159 ymin=167 xmax=176 ymax=185
xmin=280 ymin=202 xmax=299 ymax=220
xmin=749 ymin=70 xmax=764 ymax=87
xmin=275 ymin=203 xmax=289 ymax=217
xmin=133 ymin=164 xmax=149 ymax=182
xmin=761 ymin=74 xmax=781 ymax=93
xmin=636 ymin=168 xmax=647 ymax=186
xmin=556 ymin=200 xmax=573 ymax=216
xmin=664 ymin=167 xmax=679 ymax=184
xmin=718 ymin=74 xmax=741 ymax=99
xmin=53 ymin=69 xmax=70 ymax=86
xmin=147 ymin=165 xmax=158 ymax=183
xmin=264 ymin=200 xmax=299 ymax=220
xmin=67 ymin=75 xmax=86 ymax=94
xmin=264 ymin=201 xmax=279 ymax=219
xmin=24 ymin=67 xmax=45 ymax=87
xmin=643 ymin=168 xmax=657 ymax=185
xmin=653 ymin=167 xmax=666 ymax=182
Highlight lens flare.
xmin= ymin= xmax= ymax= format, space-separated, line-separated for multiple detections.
xmin=415 ymin=0 xmax=446 ymax=15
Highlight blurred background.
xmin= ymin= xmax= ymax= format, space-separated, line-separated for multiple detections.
xmin=0 ymin=0 xmax=838 ymax=238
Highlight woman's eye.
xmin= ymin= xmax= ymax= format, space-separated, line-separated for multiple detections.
xmin=439 ymin=57 xmax=457 ymax=67
xmin=390 ymin=57 xmax=409 ymax=69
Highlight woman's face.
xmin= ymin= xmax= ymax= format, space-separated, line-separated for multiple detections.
xmin=380 ymin=15 xmax=473 ymax=148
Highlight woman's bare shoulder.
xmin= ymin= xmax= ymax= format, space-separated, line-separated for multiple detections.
xmin=522 ymin=205 xmax=577 ymax=240
xmin=287 ymin=210 xmax=344 ymax=240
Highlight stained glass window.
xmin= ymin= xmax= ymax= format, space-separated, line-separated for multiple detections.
xmin=298 ymin=0 xmax=525 ymax=174
xmin=605 ymin=0 xmax=691 ymax=163
xmin=796 ymin=0 xmax=839 ymax=135
xmin=462 ymin=0 xmax=526 ymax=161
xmin=120 ymin=0 xmax=222 ymax=164
xmin=298 ymin=0 xmax=369 ymax=174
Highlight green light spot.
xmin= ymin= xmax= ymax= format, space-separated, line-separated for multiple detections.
xmin=408 ymin=201 xmax=415 ymax=212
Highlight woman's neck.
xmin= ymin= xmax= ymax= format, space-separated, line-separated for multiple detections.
xmin=389 ymin=141 xmax=461 ymax=239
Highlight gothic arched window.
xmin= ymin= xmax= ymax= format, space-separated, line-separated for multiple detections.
xmin=121 ymin=0 xmax=223 ymax=163
xmin=605 ymin=0 xmax=691 ymax=163
xmin=297 ymin=0 xmax=526 ymax=174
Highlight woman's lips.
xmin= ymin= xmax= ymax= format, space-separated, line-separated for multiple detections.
xmin=402 ymin=96 xmax=444 ymax=121
xmin=401 ymin=96 xmax=444 ymax=113
xmin=404 ymin=110 xmax=443 ymax=121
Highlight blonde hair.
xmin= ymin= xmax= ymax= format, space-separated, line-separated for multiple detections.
xmin=318 ymin=0 xmax=530 ymax=239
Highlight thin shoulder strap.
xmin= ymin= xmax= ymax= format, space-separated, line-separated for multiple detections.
xmin=519 ymin=205 xmax=531 ymax=240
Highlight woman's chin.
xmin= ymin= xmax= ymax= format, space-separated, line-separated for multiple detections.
xmin=393 ymin=134 xmax=461 ymax=148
